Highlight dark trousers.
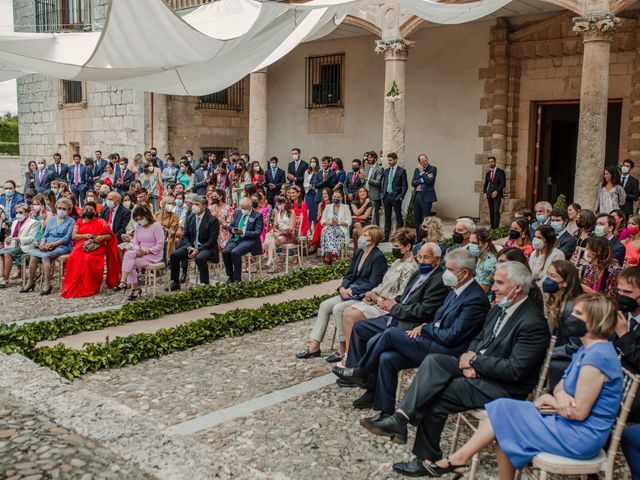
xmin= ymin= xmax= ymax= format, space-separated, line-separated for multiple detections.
xmin=487 ymin=195 xmax=502 ymax=229
xmin=346 ymin=316 xmax=388 ymax=368
xmin=170 ymin=246 xmax=214 ymax=284
xmin=413 ymin=199 xmax=433 ymax=238
xmin=383 ymin=197 xmax=403 ymax=239
xmin=222 ymin=239 xmax=254 ymax=282
xmin=71 ymin=185 xmax=86 ymax=205
xmin=398 ymin=354 xmax=507 ymax=461
xmin=371 ymin=199 xmax=381 ymax=226
xmin=623 ymin=424 xmax=640 ymax=480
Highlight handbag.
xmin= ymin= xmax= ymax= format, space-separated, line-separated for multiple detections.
xmin=82 ymin=238 xmax=101 ymax=252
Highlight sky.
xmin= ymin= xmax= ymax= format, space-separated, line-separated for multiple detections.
xmin=0 ymin=0 xmax=17 ymax=115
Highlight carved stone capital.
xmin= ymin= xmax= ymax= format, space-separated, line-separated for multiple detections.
xmin=572 ymin=14 xmax=620 ymax=41
xmin=374 ymin=38 xmax=415 ymax=60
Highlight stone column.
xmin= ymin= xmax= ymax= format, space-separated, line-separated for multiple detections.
xmin=152 ymin=93 xmax=169 ymax=154
xmin=573 ymin=14 xmax=619 ymax=208
xmin=249 ymin=69 xmax=268 ymax=163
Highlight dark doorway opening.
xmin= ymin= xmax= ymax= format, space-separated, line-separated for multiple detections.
xmin=530 ymin=100 xmax=622 ymax=205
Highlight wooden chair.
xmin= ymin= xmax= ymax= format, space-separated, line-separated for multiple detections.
xmin=142 ymin=261 xmax=166 ymax=297
xmin=279 ymin=216 xmax=304 ymax=274
xmin=243 ymin=253 xmax=263 ymax=281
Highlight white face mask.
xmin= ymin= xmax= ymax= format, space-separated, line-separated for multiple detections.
xmin=442 ymin=269 xmax=459 ymax=287
xmin=105 ymin=200 xmax=115 ymax=209
xmin=357 ymin=236 xmax=369 ymax=249
xmin=123 ymin=200 xmax=132 ymax=209
xmin=292 ymin=154 xmax=299 ymax=161
xmin=165 ymin=205 xmax=175 ymax=213
xmin=191 ymin=205 xmax=201 ymax=215
xmin=51 ymin=188 xmax=59 ymax=195
xmin=253 ymin=165 xmax=261 ymax=172
xmin=37 ymin=163 xmax=45 ymax=170
xmin=270 ymin=162 xmax=277 ymax=169
xmin=15 ymin=213 xmax=25 ymax=221
xmin=622 ymin=166 xmax=631 ymax=174
xmin=532 ymin=237 xmax=545 ymax=251
xmin=310 ymin=162 xmax=317 ymax=169
xmin=594 ymin=225 xmax=607 ymax=237
xmin=137 ymin=219 xmax=148 ymax=226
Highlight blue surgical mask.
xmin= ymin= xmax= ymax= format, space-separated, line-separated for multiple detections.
xmin=418 ymin=263 xmax=433 ymax=275
xmin=4 ymin=189 xmax=14 ymax=198
xmin=536 ymin=214 xmax=546 ymax=223
xmin=497 ymin=287 xmax=516 ymax=309
xmin=357 ymin=236 xmax=369 ymax=249
xmin=57 ymin=209 xmax=67 ymax=218
xmin=468 ymin=244 xmax=481 ymax=257
xmin=550 ymin=221 xmax=563 ymax=233
xmin=542 ymin=277 xmax=560 ymax=294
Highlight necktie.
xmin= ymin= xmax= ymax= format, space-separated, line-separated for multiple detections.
xmin=352 ymin=173 xmax=357 ymax=184
xmin=108 ymin=209 xmax=113 ymax=226
xmin=74 ymin=166 xmax=79 ymax=184
xmin=39 ymin=171 xmax=43 ymax=183
xmin=623 ymin=176 xmax=628 ymax=187
xmin=195 ymin=215 xmax=202 ymax=248
xmin=323 ymin=170 xmax=327 ymax=181
xmin=387 ymin=168 xmax=395 ymax=193
xmin=235 ymin=214 xmax=248 ymax=240
xmin=56 ymin=164 xmax=60 ymax=176
xmin=491 ymin=169 xmax=495 ymax=183
xmin=629 ymin=314 xmax=638 ymax=333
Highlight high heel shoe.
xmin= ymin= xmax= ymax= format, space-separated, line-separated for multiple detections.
xmin=40 ymin=286 xmax=52 ymax=296
xmin=127 ymin=288 xmax=142 ymax=301
xmin=19 ymin=283 xmax=36 ymax=293
xmin=113 ymin=281 xmax=128 ymax=293
xmin=422 ymin=457 xmax=466 ymax=477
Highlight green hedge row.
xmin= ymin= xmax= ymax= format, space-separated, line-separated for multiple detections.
xmin=0 ymin=141 xmax=19 ymax=156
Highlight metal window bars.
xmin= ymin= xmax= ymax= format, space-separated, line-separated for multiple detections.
xmin=196 ymin=81 xmax=244 ymax=111
xmin=34 ymin=0 xmax=90 ymax=33
xmin=62 ymin=80 xmax=83 ymax=104
xmin=305 ymin=53 xmax=344 ymax=109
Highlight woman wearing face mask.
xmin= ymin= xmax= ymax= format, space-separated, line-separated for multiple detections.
xmin=264 ymin=196 xmax=297 ymax=273
xmin=154 ymin=196 xmax=179 ymax=259
xmin=121 ymin=194 xmax=133 ymax=211
xmin=309 ymin=188 xmax=333 ymax=255
xmin=304 ymin=156 xmax=320 ymax=228
xmin=413 ymin=216 xmax=446 ymax=257
xmin=581 ymin=236 xmax=621 ymax=297
xmin=319 ymin=190 xmax=352 ymax=265
xmin=504 ymin=217 xmax=533 ymax=258
xmin=350 ymin=186 xmax=373 ymax=251
xmin=42 ymin=189 xmax=57 ymax=215
xmin=528 ymin=225 xmax=565 ymax=287
xmin=331 ymin=158 xmax=346 ymax=194
xmin=61 ymin=201 xmax=120 ymax=298
xmin=611 ymin=209 xmax=628 ymax=240
xmin=176 ymin=158 xmax=194 ymax=192
xmin=469 ymin=228 xmax=498 ymax=294
xmin=84 ymin=190 xmax=103 ymax=215
xmin=438 ymin=293 xmax=622 ymax=480
xmin=209 ymin=189 xmax=233 ymax=251
xmin=117 ymin=206 xmax=165 ymax=301
xmin=595 ymin=165 xmax=626 ymax=214
xmin=0 ymin=203 xmax=37 ymax=287
xmin=21 ymin=198 xmax=75 ymax=295
xmin=623 ymin=215 xmax=640 ymax=266
xmin=139 ymin=161 xmax=161 ymax=210
xmin=23 ymin=161 xmax=37 ymax=195
xmin=249 ymin=161 xmax=265 ymax=191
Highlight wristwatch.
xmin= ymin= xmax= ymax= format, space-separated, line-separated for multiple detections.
xmin=469 ymin=354 xmax=478 ymax=367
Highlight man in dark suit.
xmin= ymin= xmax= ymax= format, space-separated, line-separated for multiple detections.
xmin=381 ymin=152 xmax=408 ymax=241
xmin=335 ymin=249 xmax=490 ymax=415
xmin=550 ymin=208 xmax=576 ymax=260
xmin=100 ymin=191 xmax=131 ymax=243
xmin=411 ymin=153 xmax=437 ymax=238
xmin=222 ymin=196 xmax=264 ymax=283
xmin=595 ymin=213 xmax=625 ymax=265
xmin=67 ymin=153 xmax=87 ymax=205
xmin=114 ymin=157 xmax=135 ymax=195
xmin=48 ymin=152 xmax=68 ymax=183
xmin=364 ymin=151 xmax=384 ymax=226
xmin=169 ymin=196 xmax=219 ymax=290
xmin=265 ymin=157 xmax=286 ymax=206
xmin=312 ymin=156 xmax=337 ymax=204
xmin=345 ymin=159 xmax=365 ymax=202
xmin=483 ymin=156 xmax=506 ymax=230
xmin=92 ymin=150 xmax=108 ymax=180
xmin=621 ymin=159 xmax=639 ymax=218
xmin=344 ymin=242 xmax=449 ymax=374
xmin=34 ymin=160 xmax=54 ymax=193
xmin=192 ymin=157 xmax=210 ymax=196
xmin=360 ymin=261 xmax=549 ymax=477
xmin=287 ymin=147 xmax=308 ymax=194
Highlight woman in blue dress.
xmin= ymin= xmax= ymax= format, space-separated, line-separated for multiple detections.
xmin=422 ymin=292 xmax=623 ymax=479
xmin=20 ymin=198 xmax=75 ymax=295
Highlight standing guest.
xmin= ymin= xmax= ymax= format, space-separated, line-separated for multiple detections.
xmin=288 ymin=185 xmax=309 ymax=237
xmin=169 ymin=196 xmax=219 ymax=290
xmin=34 ymin=160 xmax=53 ymax=194
xmin=624 ymin=215 xmax=640 ymax=267
xmin=185 ymin=150 xmax=199 ymax=171
xmin=350 ymin=186 xmax=373 ymax=251
xmin=117 ymin=206 xmax=165 ymax=301
xmin=621 ymin=158 xmax=639 ymax=218
xmin=381 ymin=152 xmax=408 ymax=241
xmin=162 ymin=154 xmax=178 ymax=190
xmin=48 ymin=153 xmax=68 ymax=183
xmin=332 ymin=158 xmax=347 ymax=194
xmin=505 ymin=217 xmax=533 ymax=257
xmin=209 ymin=189 xmax=233 ymax=252
xmin=345 ymin=159 xmax=364 ymax=202
xmin=211 ymin=159 xmax=231 ymax=199
xmin=101 ymin=191 xmax=131 ymax=244
xmin=155 ymin=195 xmax=179 ymax=259
xmin=21 ymin=198 xmax=75 ymax=295
xmin=139 ymin=162 xmax=161 ymax=210
xmin=61 ymin=201 xmax=120 ymax=298
xmin=92 ymin=150 xmax=107 ymax=180
xmin=469 ymin=227 xmax=498 ymax=294
xmin=264 ymin=196 xmax=297 ymax=273
xmin=595 ymin=213 xmax=626 ymax=265
xmin=567 ymin=202 xmax=581 ymax=234
xmin=176 ymin=158 xmax=195 ymax=192
xmin=149 ymin=147 xmax=164 ymax=171
xmin=192 ymin=157 xmax=210 ymax=196
xmin=581 ymin=236 xmax=621 ymax=297
xmin=411 ymin=153 xmax=437 ymax=236
xmin=595 ymin=165 xmax=626 ymax=214
xmin=85 ymin=159 xmax=96 ymax=194
xmin=0 ymin=180 xmax=25 ymax=222
xmin=132 ymin=153 xmax=144 ymax=178
xmin=221 ymin=196 xmax=264 ymax=283
xmin=287 ymin=147 xmax=308 ymax=193
xmin=364 ymin=151 xmax=384 ymax=227
xmin=319 ymin=190 xmax=351 ymax=265
xmin=303 ymin=156 xmax=319 ymax=224
xmin=249 ymin=161 xmax=265 ymax=191
xmin=230 ymin=160 xmax=250 ymax=207
xmin=483 ymin=156 xmax=506 ymax=229
xmin=550 ymin=208 xmax=577 ymax=260
xmin=529 ymin=224 xmax=565 ymax=286
xmin=311 ymin=156 xmax=337 ymax=207
xmin=67 ymin=153 xmax=87 ymax=205
xmin=531 ymin=201 xmax=553 ymax=236
xmin=115 ymin=157 xmax=135 ymax=195
xmin=23 ymin=161 xmax=37 ymax=195
xmin=0 ymin=203 xmax=37 ymax=286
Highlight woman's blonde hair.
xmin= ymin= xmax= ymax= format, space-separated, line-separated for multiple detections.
xmin=573 ymin=293 xmax=618 ymax=340
xmin=421 ymin=216 xmax=444 ymax=244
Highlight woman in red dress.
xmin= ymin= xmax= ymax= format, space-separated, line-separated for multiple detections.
xmin=309 ymin=187 xmax=332 ymax=254
xmin=61 ymin=201 xmax=120 ymax=298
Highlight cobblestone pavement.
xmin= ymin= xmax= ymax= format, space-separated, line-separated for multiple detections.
xmin=0 ymin=390 xmax=153 ymax=480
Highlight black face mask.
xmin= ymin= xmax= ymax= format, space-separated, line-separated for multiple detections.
xmin=564 ymin=314 xmax=588 ymax=338
xmin=576 ymin=220 xmax=583 ymax=229
xmin=452 ymin=232 xmax=464 ymax=245
xmin=82 ymin=211 xmax=96 ymax=219
xmin=391 ymin=247 xmax=403 ymax=259
xmin=211 ymin=198 xmax=220 ymax=204
xmin=352 ymin=166 xmax=359 ymax=172
xmin=617 ymin=294 xmax=639 ymax=314
xmin=99 ymin=192 xmax=108 ymax=199
xmin=508 ymin=229 xmax=520 ymax=240
xmin=251 ymin=200 xmax=259 ymax=209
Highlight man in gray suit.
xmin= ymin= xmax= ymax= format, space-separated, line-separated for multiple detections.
xmin=364 ymin=151 xmax=384 ymax=226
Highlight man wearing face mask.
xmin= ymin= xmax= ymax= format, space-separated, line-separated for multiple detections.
xmin=364 ymin=151 xmax=384 ymax=226
xmin=620 ymin=159 xmax=639 ymax=218
xmin=594 ymin=213 xmax=625 ymax=265
xmin=549 ymin=208 xmax=576 ymax=260
xmin=0 ymin=180 xmax=25 ymax=222
xmin=287 ymin=147 xmax=308 ymax=194
xmin=345 ymin=159 xmax=364 ymax=202
xmin=222 ymin=196 xmax=264 ymax=283
xmin=335 ymin=249 xmax=490 ymax=415
xmin=531 ymin=201 xmax=552 ymax=236
xmin=449 ymin=217 xmax=476 ymax=252
xmin=100 ymin=191 xmax=130 ymax=244
xmin=34 ymin=159 xmax=53 ymax=194
xmin=193 ymin=158 xmax=210 ymax=196
xmin=361 ymin=262 xmax=549 ymax=476
xmin=265 ymin=156 xmax=285 ymax=206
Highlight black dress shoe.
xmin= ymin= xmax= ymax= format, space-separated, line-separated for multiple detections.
xmin=352 ymin=391 xmax=375 ymax=409
xmin=170 ymin=282 xmax=180 ymax=292
xmin=331 ymin=366 xmax=368 ymax=388
xmin=336 ymin=378 xmax=358 ymax=388
xmin=392 ymin=458 xmax=430 ymax=477
xmin=179 ymin=272 xmax=187 ymax=284
xmin=296 ymin=349 xmax=321 ymax=359
xmin=325 ymin=352 xmax=343 ymax=363
xmin=360 ymin=412 xmax=408 ymax=444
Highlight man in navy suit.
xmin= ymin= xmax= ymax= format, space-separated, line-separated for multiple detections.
xmin=92 ymin=150 xmax=108 ymax=180
xmin=222 ymin=196 xmax=264 ymax=283
xmin=67 ymin=153 xmax=87 ymax=204
xmin=0 ymin=180 xmax=24 ymax=221
xmin=483 ymin=156 xmax=506 ymax=229
xmin=312 ymin=156 xmax=337 ymax=204
xmin=381 ymin=152 xmax=408 ymax=241
xmin=192 ymin=157 xmax=210 ymax=196
xmin=287 ymin=147 xmax=308 ymax=194
xmin=595 ymin=213 xmax=626 ymax=265
xmin=48 ymin=152 xmax=68 ymax=183
xmin=345 ymin=159 xmax=365 ymax=202
xmin=265 ymin=157 xmax=286 ymax=205
xmin=411 ymin=154 xmax=437 ymax=238
xmin=114 ymin=157 xmax=135 ymax=195
xmin=34 ymin=159 xmax=54 ymax=193
xmin=334 ymin=249 xmax=490 ymax=415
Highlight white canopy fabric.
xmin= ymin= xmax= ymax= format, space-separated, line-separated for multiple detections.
xmin=0 ymin=0 xmax=513 ymax=94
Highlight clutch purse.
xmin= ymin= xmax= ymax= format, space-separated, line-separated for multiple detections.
xmin=82 ymin=239 xmax=101 ymax=252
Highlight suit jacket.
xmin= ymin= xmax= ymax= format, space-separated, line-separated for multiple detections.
xmin=610 ymin=236 xmax=626 ymax=265
xmin=312 ymin=169 xmax=337 ymax=204
xmin=67 ymin=164 xmax=87 ymax=188
xmin=23 ymin=172 xmax=35 ymax=194
xmin=468 ymin=298 xmax=550 ymax=399
xmin=265 ymin=167 xmax=286 ymax=203
xmin=93 ymin=159 xmax=108 ymax=179
xmin=114 ymin=168 xmax=135 ymax=194
xmin=193 ymin=168 xmax=209 ymax=196
xmin=344 ymin=170 xmax=364 ymax=200
xmin=389 ymin=267 xmax=449 ymax=329
xmin=340 ymin=247 xmax=388 ymax=298
xmin=557 ymin=230 xmax=577 ymax=260
xmin=381 ymin=166 xmax=408 ymax=203
xmin=100 ymin=204 xmax=131 ymax=243
xmin=228 ymin=209 xmax=264 ymax=255
xmin=412 ymin=165 xmax=438 ymax=203
xmin=184 ymin=209 xmax=220 ymax=262
xmin=0 ymin=193 xmax=25 ymax=220
xmin=365 ymin=164 xmax=385 ymax=201
xmin=621 ymin=175 xmax=639 ymax=217
xmin=34 ymin=169 xmax=54 ymax=193
xmin=483 ymin=167 xmax=506 ymax=198
xmin=288 ymin=160 xmax=309 ymax=191
xmin=419 ymin=280 xmax=491 ymax=356
xmin=48 ymin=162 xmax=69 ymax=183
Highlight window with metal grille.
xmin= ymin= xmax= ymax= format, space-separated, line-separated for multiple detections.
xmin=35 ymin=0 xmax=88 ymax=33
xmin=62 ymin=80 xmax=83 ymax=104
xmin=201 ymin=147 xmax=235 ymax=161
xmin=305 ymin=53 xmax=344 ymax=109
xmin=197 ymin=81 xmax=244 ymax=111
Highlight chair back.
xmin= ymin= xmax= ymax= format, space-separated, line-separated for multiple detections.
xmin=533 ymin=335 xmax=557 ymax=400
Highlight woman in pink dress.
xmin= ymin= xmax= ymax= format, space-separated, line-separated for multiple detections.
xmin=253 ymin=190 xmax=271 ymax=244
xmin=116 ymin=205 xmax=165 ymax=301
xmin=208 ymin=188 xmax=233 ymax=252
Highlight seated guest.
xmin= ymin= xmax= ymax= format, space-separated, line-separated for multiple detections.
xmin=136 ymin=187 xmax=154 ymax=214
xmin=209 ymin=189 xmax=232 ymax=252
xmin=309 ymin=187 xmax=332 ymax=254
xmin=531 ymin=200 xmax=553 ymax=235
xmin=612 ymin=209 xmax=628 ymax=240
xmin=624 ymin=215 xmax=640 ymax=266
xmin=550 ymin=208 xmax=577 ymax=260
xmin=154 ymin=195 xmax=179 ymax=259
xmin=350 ymin=186 xmax=373 ymax=251
xmin=0 ymin=180 xmax=25 ymax=222
xmin=505 ymin=217 xmax=533 ymax=257
xmin=496 ymin=246 xmax=545 ymax=314
xmin=361 ymin=262 xmax=549 ymax=476
xmin=296 ymin=225 xmax=388 ymax=360
xmin=264 ymin=196 xmax=297 ymax=274
xmin=344 ymin=242 xmax=449 ymax=372
xmin=431 ymin=293 xmax=621 ymax=479
xmin=581 ymin=236 xmax=621 ymax=297
xmin=528 ymin=225 xmax=565 ymax=286
xmin=174 ymin=192 xmax=186 ymax=219
xmin=287 ymin=185 xmax=310 ymax=237
xmin=221 ymin=196 xmax=263 ymax=283
xmin=469 ymin=228 xmax=497 ymax=294
xmin=21 ymin=198 xmax=75 ymax=295
xmin=567 ymin=202 xmax=581 ymax=234
xmin=341 ymin=228 xmax=418 ymax=359
xmin=319 ymin=190 xmax=351 ymax=265
xmin=595 ymin=213 xmax=626 ymax=265
xmin=169 ymin=196 xmax=219 ymax=290
xmin=100 ymin=191 xmax=131 ymax=244
xmin=414 ymin=216 xmax=447 ymax=256
xmin=448 ymin=217 xmax=476 ymax=252
xmin=335 ymin=249 xmax=490 ymax=415
xmin=117 ymin=206 xmax=166 ymax=301
xmin=253 ymin=190 xmax=271 ymax=244
xmin=0 ymin=203 xmax=37 ymax=286
xmin=514 ymin=207 xmax=534 ymax=224
xmin=61 ymin=201 xmax=120 ymax=298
